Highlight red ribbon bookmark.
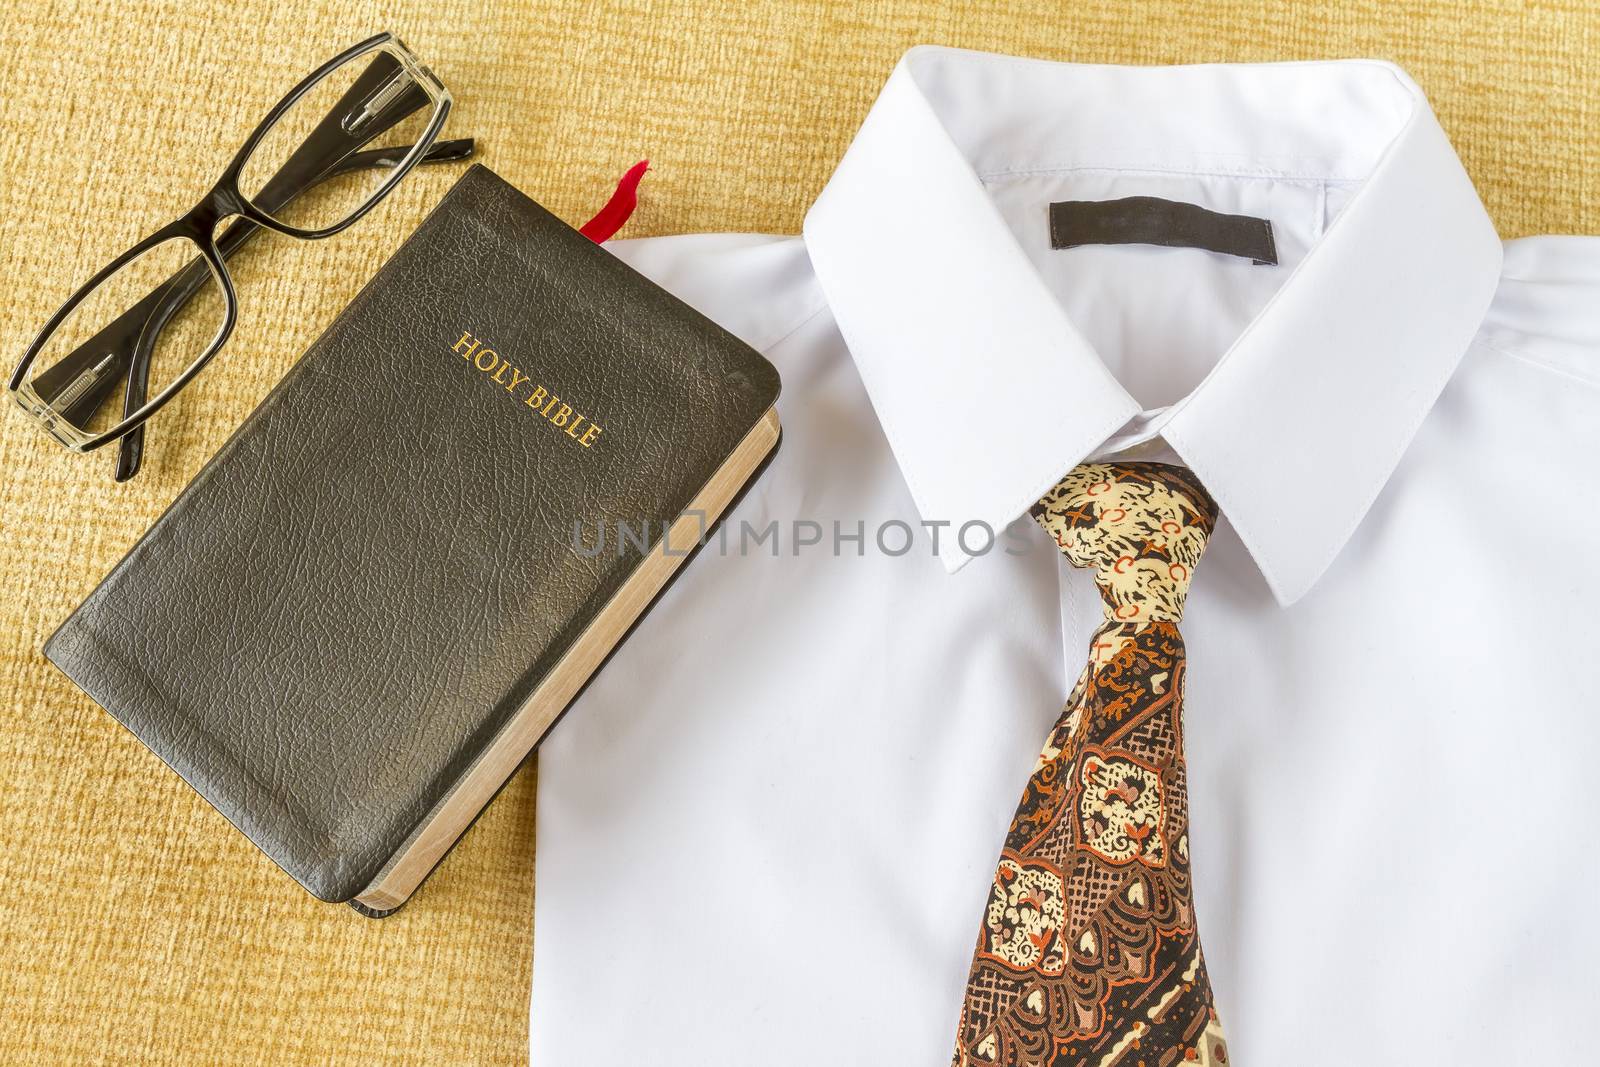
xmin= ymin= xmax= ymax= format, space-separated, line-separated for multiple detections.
xmin=579 ymin=160 xmax=649 ymax=243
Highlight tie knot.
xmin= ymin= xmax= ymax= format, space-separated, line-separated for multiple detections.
xmin=1031 ymin=461 xmax=1219 ymax=624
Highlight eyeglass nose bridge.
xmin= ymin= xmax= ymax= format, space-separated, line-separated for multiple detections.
xmin=10 ymin=33 xmax=468 ymax=479
xmin=49 ymin=133 xmax=474 ymax=479
xmin=181 ymin=182 xmax=252 ymax=244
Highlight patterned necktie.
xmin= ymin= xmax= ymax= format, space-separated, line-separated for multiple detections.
xmin=952 ymin=461 xmax=1228 ymax=1067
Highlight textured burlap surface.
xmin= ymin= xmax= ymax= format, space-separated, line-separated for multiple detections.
xmin=0 ymin=1 xmax=1593 ymax=1063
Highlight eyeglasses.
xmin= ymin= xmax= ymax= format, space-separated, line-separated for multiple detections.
xmin=6 ymin=32 xmax=474 ymax=481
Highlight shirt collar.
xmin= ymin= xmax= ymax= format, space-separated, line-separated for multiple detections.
xmin=802 ymin=47 xmax=1503 ymax=606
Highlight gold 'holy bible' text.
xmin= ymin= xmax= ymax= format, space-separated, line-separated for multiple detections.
xmin=451 ymin=330 xmax=604 ymax=448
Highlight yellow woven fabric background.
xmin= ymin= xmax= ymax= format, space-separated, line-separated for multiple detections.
xmin=0 ymin=1 xmax=1592 ymax=1063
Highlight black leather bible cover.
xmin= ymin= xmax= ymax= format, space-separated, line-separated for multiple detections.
xmin=44 ymin=165 xmax=781 ymax=905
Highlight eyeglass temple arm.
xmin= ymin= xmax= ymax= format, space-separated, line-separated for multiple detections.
xmin=25 ymin=137 xmax=473 ymax=475
xmin=36 ymin=63 xmax=462 ymax=479
xmin=29 ymin=58 xmax=440 ymax=424
xmin=112 ymin=134 xmax=473 ymax=480
xmin=113 ymin=61 xmax=446 ymax=480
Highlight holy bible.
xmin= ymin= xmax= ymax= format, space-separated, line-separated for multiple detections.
xmin=43 ymin=165 xmax=781 ymax=915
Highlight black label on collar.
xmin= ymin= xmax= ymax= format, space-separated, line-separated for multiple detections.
xmin=1048 ymin=197 xmax=1278 ymax=265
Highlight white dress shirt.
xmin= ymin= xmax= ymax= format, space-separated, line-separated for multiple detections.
xmin=530 ymin=48 xmax=1600 ymax=1065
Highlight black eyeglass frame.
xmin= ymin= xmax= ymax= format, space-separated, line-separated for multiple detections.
xmin=7 ymin=32 xmax=461 ymax=477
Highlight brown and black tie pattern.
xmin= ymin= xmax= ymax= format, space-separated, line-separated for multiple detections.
xmin=952 ymin=462 xmax=1228 ymax=1066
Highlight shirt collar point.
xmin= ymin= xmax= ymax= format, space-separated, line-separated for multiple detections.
xmin=805 ymin=48 xmax=1500 ymax=604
